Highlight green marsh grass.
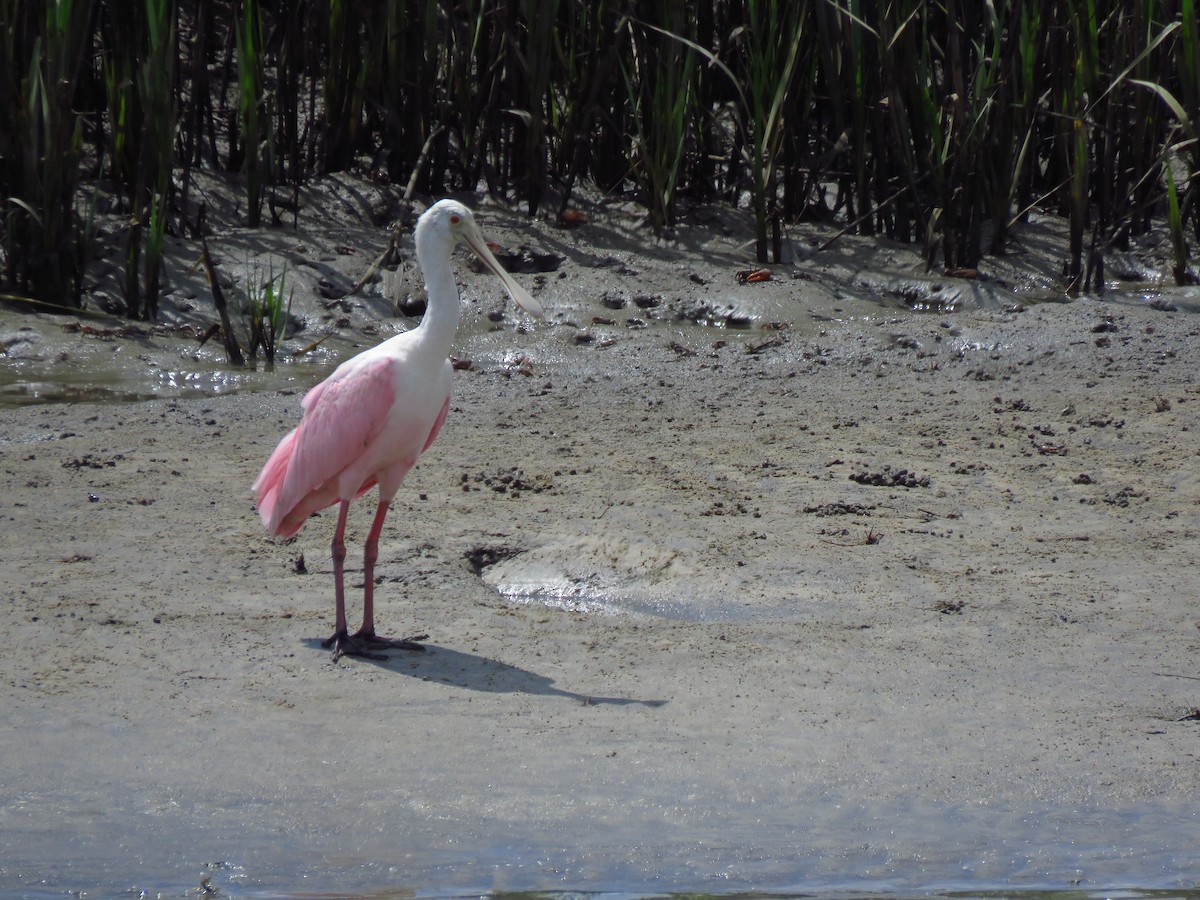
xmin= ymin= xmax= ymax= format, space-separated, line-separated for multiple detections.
xmin=624 ymin=8 xmax=697 ymax=232
xmin=243 ymin=259 xmax=293 ymax=365
xmin=1 ymin=0 xmax=94 ymax=307
xmin=3 ymin=0 xmax=1200 ymax=312
xmin=322 ymin=0 xmax=363 ymax=175
xmin=137 ymin=0 xmax=177 ymax=319
xmin=737 ymin=0 xmax=809 ymax=262
xmin=235 ymin=0 xmax=269 ymax=227
xmin=1164 ymin=154 xmax=1189 ymax=280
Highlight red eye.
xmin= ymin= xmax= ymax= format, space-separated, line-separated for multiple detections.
xmin=449 ymin=214 xmax=461 ymax=224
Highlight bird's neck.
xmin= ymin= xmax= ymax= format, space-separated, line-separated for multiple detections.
xmin=414 ymin=240 xmax=463 ymax=351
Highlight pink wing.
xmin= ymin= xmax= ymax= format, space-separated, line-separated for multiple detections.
xmin=253 ymin=359 xmax=396 ymax=537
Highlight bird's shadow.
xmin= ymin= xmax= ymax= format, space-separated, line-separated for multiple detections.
xmin=301 ymin=638 xmax=667 ymax=708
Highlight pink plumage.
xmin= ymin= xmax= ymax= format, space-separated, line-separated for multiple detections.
xmin=252 ymin=427 xmax=301 ymax=537
xmin=253 ymin=357 xmax=402 ymax=539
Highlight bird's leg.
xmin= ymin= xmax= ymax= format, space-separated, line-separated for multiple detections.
xmin=322 ymin=501 xmax=388 ymax=662
xmin=358 ymin=499 xmax=387 ymax=636
xmin=328 ymin=500 xmax=351 ymax=635
xmin=352 ymin=498 xmax=427 ymax=652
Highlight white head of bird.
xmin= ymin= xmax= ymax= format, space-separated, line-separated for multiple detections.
xmin=414 ymin=199 xmax=544 ymax=321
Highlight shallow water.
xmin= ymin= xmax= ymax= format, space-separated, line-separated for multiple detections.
xmin=2 ymin=797 xmax=1198 ymax=898
xmin=0 ymin=335 xmax=336 ymax=407
xmin=3 ymin=275 xmax=1197 ymax=410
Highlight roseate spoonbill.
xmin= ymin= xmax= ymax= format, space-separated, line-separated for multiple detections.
xmin=252 ymin=199 xmax=543 ymax=661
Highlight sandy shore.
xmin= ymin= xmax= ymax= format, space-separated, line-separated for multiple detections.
xmin=2 ymin=189 xmax=1200 ymax=896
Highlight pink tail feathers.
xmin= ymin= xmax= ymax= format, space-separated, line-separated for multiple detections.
xmin=252 ymin=428 xmax=302 ymax=538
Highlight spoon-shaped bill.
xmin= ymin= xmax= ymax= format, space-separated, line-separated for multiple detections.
xmin=460 ymin=221 xmax=544 ymax=318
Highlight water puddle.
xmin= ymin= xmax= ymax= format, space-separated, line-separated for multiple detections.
xmin=0 ymin=365 xmax=293 ymax=406
xmin=0 ymin=328 xmax=339 ymax=406
xmin=495 ymin=583 xmax=714 ymax=621
xmin=479 ymin=536 xmax=721 ymax=622
xmin=476 ymin=532 xmax=870 ymax=623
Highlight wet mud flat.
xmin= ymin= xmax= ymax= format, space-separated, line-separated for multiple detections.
xmin=3 ymin=181 xmax=1200 ymax=894
xmin=3 ymin=269 xmax=1200 ymax=896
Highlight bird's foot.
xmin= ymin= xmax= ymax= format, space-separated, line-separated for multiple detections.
xmin=322 ymin=628 xmax=428 ymax=662
xmin=354 ymin=627 xmax=429 ymax=653
xmin=322 ymin=629 xmax=388 ymax=662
